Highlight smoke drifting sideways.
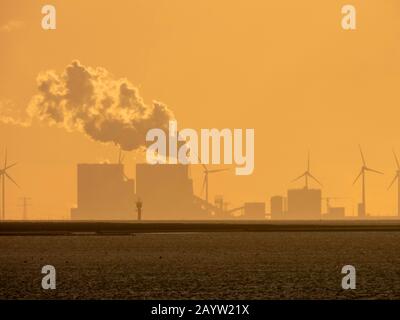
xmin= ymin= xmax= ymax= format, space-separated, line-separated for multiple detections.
xmin=2 ymin=60 xmax=175 ymax=151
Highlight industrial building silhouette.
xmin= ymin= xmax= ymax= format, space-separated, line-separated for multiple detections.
xmin=71 ymin=164 xmax=136 ymax=220
xmin=270 ymin=153 xmax=346 ymax=220
xmin=136 ymin=163 xmax=209 ymax=219
xmin=69 ymin=148 xmax=397 ymax=220
xmin=71 ymin=163 xmax=212 ymax=220
xmin=69 ymin=161 xmax=334 ymax=220
xmin=287 ymin=188 xmax=321 ymax=219
xmin=270 ymin=189 xmax=322 ymax=220
xmin=70 ymin=162 xmax=268 ymax=220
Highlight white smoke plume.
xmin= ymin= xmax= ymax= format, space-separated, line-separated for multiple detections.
xmin=2 ymin=60 xmax=174 ymax=151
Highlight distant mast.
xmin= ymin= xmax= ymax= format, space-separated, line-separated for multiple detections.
xmin=136 ymin=199 xmax=142 ymax=221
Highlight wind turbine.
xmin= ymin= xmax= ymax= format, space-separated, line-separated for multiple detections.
xmin=388 ymin=150 xmax=400 ymax=217
xmin=200 ymin=163 xmax=228 ymax=204
xmin=353 ymin=145 xmax=383 ymax=217
xmin=292 ymin=151 xmax=322 ymax=189
xmin=0 ymin=149 xmax=19 ymax=220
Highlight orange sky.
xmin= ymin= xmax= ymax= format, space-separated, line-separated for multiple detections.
xmin=1 ymin=0 xmax=400 ymax=219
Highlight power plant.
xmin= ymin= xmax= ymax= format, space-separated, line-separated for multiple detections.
xmin=135 ymin=163 xmax=208 ymax=220
xmin=67 ymin=147 xmax=397 ymax=221
xmin=71 ymin=163 xmax=136 ymax=220
xmin=3 ymin=145 xmax=390 ymax=221
xmin=71 ymin=162 xmax=231 ymax=220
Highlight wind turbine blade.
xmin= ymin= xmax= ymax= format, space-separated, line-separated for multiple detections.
xmin=307 ymin=151 xmax=310 ymax=172
xmin=5 ymin=173 xmax=20 ymax=188
xmin=394 ymin=149 xmax=400 ymax=170
xmin=292 ymin=172 xmax=306 ymax=183
xmin=195 ymin=154 xmax=207 ymax=171
xmin=353 ymin=170 xmax=362 ymax=185
xmin=4 ymin=162 xmax=17 ymax=171
xmin=365 ymin=167 xmax=383 ymax=175
xmin=4 ymin=147 xmax=7 ymax=169
xmin=307 ymin=172 xmax=323 ymax=186
xmin=359 ymin=145 xmax=366 ymax=166
xmin=388 ymin=174 xmax=398 ymax=190
xmin=207 ymin=169 xmax=229 ymax=174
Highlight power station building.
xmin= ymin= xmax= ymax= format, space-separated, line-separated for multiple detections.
xmin=325 ymin=206 xmax=345 ymax=219
xmin=71 ymin=162 xmax=219 ymax=220
xmin=135 ymin=163 xmax=209 ymax=220
xmin=71 ymin=163 xmax=136 ymax=220
xmin=243 ymin=202 xmax=266 ymax=219
xmin=287 ymin=188 xmax=321 ymax=219
xmin=270 ymin=195 xmax=285 ymax=219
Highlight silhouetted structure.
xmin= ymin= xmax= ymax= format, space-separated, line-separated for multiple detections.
xmin=353 ymin=146 xmax=383 ymax=217
xmin=136 ymin=199 xmax=142 ymax=221
xmin=71 ymin=164 xmax=135 ymax=220
xmin=271 ymin=196 xmax=285 ymax=219
xmin=214 ymin=195 xmax=224 ymax=211
xmin=292 ymin=152 xmax=322 ymax=189
xmin=287 ymin=188 xmax=321 ymax=219
xmin=136 ymin=164 xmax=209 ymax=219
xmin=322 ymin=197 xmax=345 ymax=219
xmin=243 ymin=202 xmax=266 ymax=219
xmin=357 ymin=203 xmax=365 ymax=217
xmin=285 ymin=152 xmax=323 ymax=219
xmin=0 ymin=149 xmax=19 ymax=221
xmin=388 ymin=150 xmax=400 ymax=217
xmin=199 ymin=163 xmax=228 ymax=203
xmin=19 ymin=197 xmax=31 ymax=220
xmin=325 ymin=206 xmax=345 ymax=219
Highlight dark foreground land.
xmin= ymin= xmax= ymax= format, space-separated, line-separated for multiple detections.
xmin=2 ymin=220 xmax=400 ymax=235
xmin=1 ymin=230 xmax=400 ymax=299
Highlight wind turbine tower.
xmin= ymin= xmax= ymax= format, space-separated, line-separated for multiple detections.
xmin=388 ymin=150 xmax=400 ymax=217
xmin=353 ymin=146 xmax=383 ymax=218
xmin=0 ymin=149 xmax=19 ymax=220
xmin=287 ymin=152 xmax=323 ymax=219
xmin=292 ymin=152 xmax=322 ymax=189
xmin=200 ymin=163 xmax=228 ymax=204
